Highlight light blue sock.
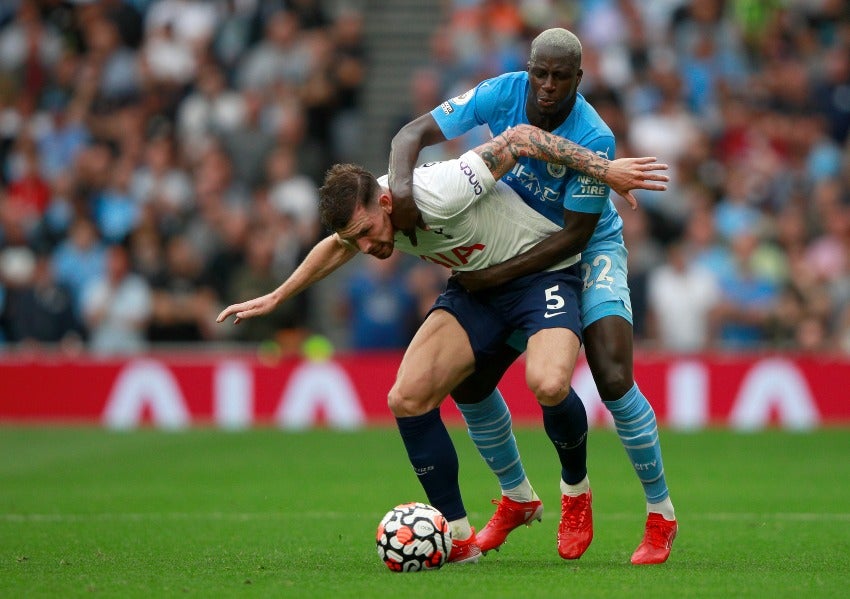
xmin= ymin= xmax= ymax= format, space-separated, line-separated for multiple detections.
xmin=456 ymin=389 xmax=526 ymax=493
xmin=604 ymin=384 xmax=669 ymax=503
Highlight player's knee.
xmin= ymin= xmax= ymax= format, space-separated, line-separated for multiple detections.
xmin=387 ymin=385 xmax=437 ymax=417
xmin=527 ymin=370 xmax=571 ymax=406
xmin=595 ymin=363 xmax=634 ymax=402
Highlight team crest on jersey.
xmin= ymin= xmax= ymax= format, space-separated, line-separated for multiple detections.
xmin=547 ymin=163 xmax=567 ymax=178
xmin=450 ymin=88 xmax=475 ymax=106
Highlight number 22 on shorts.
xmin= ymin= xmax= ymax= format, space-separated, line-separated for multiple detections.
xmin=582 ymin=254 xmax=615 ymax=292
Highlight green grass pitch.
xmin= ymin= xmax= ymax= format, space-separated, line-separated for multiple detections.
xmin=1 ymin=425 xmax=849 ymax=598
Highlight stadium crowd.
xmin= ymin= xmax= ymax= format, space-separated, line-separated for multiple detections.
xmin=0 ymin=0 xmax=849 ymax=355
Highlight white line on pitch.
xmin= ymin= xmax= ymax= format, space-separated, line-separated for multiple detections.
xmin=2 ymin=512 xmax=850 ymax=523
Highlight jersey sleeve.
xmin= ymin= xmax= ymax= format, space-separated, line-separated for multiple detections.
xmin=412 ymin=150 xmax=497 ymax=219
xmin=561 ymin=134 xmax=616 ymax=214
xmin=430 ymin=76 xmax=502 ymax=140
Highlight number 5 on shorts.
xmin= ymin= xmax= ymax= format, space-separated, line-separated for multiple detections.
xmin=545 ymin=285 xmax=565 ymax=311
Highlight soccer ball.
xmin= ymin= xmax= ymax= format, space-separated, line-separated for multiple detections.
xmin=376 ymin=502 xmax=452 ymax=572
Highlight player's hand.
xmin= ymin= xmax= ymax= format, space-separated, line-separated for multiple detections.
xmin=450 ymin=269 xmax=493 ymax=293
xmin=606 ymin=157 xmax=669 ymax=210
xmin=389 ymin=186 xmax=427 ymax=246
xmin=216 ymin=293 xmax=277 ymax=325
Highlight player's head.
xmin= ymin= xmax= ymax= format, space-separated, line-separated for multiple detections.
xmin=526 ymin=28 xmax=583 ymax=122
xmin=319 ymin=164 xmax=396 ymax=259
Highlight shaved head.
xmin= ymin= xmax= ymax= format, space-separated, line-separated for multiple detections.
xmin=529 ymin=28 xmax=582 ymax=66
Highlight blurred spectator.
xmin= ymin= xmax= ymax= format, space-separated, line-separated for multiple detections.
xmin=176 ymin=60 xmax=245 ymax=160
xmin=405 ymin=261 xmax=450 ymax=324
xmin=81 ymin=243 xmax=152 ymax=354
xmin=341 ymin=252 xmax=418 ymax=351
xmin=236 ymin=9 xmax=312 ymax=92
xmin=327 ymin=7 xmax=365 ymax=162
xmin=93 ymin=158 xmax=140 ymax=243
xmin=620 ymin=203 xmax=663 ymax=340
xmin=4 ymin=134 xmax=49 ymax=224
xmin=219 ymin=88 xmax=275 ymax=189
xmin=0 ymin=1 xmax=63 ymax=100
xmin=225 ymin=224 xmax=307 ymax=344
xmin=130 ymin=131 xmax=193 ymax=227
xmin=648 ymin=241 xmax=720 ymax=352
xmin=0 ymin=248 xmax=82 ymax=347
xmin=147 ymin=234 xmax=217 ymax=342
xmin=713 ymin=231 xmax=779 ymax=349
xmin=83 ymin=14 xmax=141 ymax=109
xmin=265 ymin=144 xmax=320 ymax=246
xmin=51 ymin=217 xmax=107 ymax=313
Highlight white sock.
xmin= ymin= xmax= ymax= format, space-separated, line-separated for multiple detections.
xmin=503 ymin=477 xmax=538 ymax=503
xmin=560 ymin=475 xmax=590 ymax=497
xmin=647 ymin=497 xmax=676 ymax=521
xmin=449 ymin=517 xmax=473 ymax=541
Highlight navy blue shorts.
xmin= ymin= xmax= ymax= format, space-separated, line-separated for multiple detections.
xmin=429 ymin=266 xmax=583 ymax=367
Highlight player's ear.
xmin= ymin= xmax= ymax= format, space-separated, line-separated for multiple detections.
xmin=379 ymin=192 xmax=392 ymax=213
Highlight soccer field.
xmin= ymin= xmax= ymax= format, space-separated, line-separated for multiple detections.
xmin=1 ymin=426 xmax=848 ymax=598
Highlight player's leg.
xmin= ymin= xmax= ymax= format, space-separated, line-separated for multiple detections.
xmin=390 ymin=308 xmax=477 ymax=556
xmin=525 ymin=325 xmax=592 ymax=559
xmin=450 ymin=342 xmax=544 ymax=553
xmin=392 ymin=283 xmax=512 ymax=564
xmin=506 ymin=266 xmax=591 ymax=559
xmin=582 ymin=240 xmax=677 ymax=564
xmin=451 ymin=343 xmax=533 ymax=500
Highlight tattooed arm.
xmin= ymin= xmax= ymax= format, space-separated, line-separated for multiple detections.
xmin=473 ymin=124 xmax=666 ymax=209
xmin=453 ymin=125 xmax=648 ymax=293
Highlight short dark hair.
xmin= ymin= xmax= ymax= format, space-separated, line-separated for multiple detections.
xmin=318 ymin=163 xmax=379 ymax=231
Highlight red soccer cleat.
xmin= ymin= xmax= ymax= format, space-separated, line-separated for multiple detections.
xmin=476 ymin=496 xmax=544 ymax=553
xmin=557 ymin=490 xmax=593 ymax=559
xmin=631 ymin=512 xmax=678 ymax=565
xmin=448 ymin=527 xmax=482 ymax=564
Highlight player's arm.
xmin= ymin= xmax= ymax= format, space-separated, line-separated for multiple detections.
xmin=388 ymin=113 xmax=449 ymax=244
xmin=216 ymin=235 xmax=357 ymax=324
xmin=474 ymin=123 xmax=667 ymax=208
xmin=455 ymin=124 xmax=628 ymax=293
xmin=453 ymin=208 xmax=598 ymax=292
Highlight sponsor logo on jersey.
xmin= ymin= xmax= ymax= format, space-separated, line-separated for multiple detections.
xmin=459 ymin=160 xmax=483 ymax=195
xmin=450 ymin=88 xmax=475 ymax=106
xmin=440 ymin=101 xmax=454 ymax=115
xmin=419 ymin=244 xmax=486 ymax=268
xmin=576 ymin=174 xmax=608 ymax=197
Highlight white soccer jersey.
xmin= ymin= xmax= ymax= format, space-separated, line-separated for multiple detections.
xmin=383 ymin=151 xmax=581 ymax=272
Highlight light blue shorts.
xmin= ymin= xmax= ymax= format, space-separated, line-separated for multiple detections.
xmin=579 ymin=239 xmax=633 ymax=328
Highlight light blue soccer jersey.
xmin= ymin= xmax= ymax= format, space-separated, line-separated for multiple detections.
xmin=430 ymin=72 xmax=623 ymax=250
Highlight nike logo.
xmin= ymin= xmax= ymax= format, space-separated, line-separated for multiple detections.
xmin=544 ymin=311 xmax=566 ymax=319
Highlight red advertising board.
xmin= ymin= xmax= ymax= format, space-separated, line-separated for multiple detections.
xmin=1 ymin=351 xmax=848 ymax=429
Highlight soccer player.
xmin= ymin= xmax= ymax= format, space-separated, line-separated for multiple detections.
xmin=389 ymin=28 xmax=678 ymax=564
xmin=217 ymin=125 xmax=667 ymax=564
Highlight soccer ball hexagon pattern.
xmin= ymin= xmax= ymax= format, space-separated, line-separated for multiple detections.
xmin=376 ymin=502 xmax=452 ymax=572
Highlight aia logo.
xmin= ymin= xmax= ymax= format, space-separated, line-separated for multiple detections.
xmin=419 ymin=244 xmax=485 ymax=268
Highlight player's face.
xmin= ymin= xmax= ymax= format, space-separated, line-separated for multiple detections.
xmin=526 ymin=53 xmax=582 ymax=123
xmin=337 ymin=199 xmax=395 ymax=259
